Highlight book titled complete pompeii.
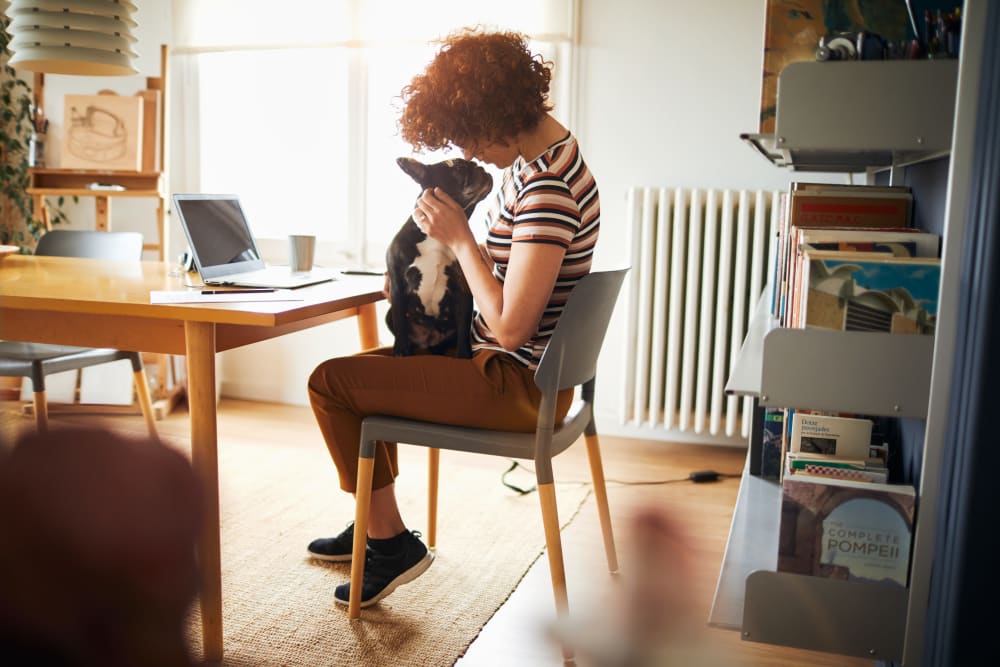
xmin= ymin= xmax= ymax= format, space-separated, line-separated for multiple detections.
xmin=777 ymin=474 xmax=915 ymax=587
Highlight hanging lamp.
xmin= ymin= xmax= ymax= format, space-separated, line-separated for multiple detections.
xmin=4 ymin=0 xmax=138 ymax=76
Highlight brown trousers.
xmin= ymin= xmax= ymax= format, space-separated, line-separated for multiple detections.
xmin=308 ymin=347 xmax=573 ymax=492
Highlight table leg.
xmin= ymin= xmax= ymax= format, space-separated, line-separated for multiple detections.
xmin=95 ymin=196 xmax=110 ymax=231
xmin=156 ymin=197 xmax=167 ymax=260
xmin=185 ymin=321 xmax=223 ymax=661
xmin=356 ymin=302 xmax=380 ymax=350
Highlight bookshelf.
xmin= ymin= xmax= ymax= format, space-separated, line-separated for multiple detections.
xmin=710 ymin=42 xmax=979 ymax=664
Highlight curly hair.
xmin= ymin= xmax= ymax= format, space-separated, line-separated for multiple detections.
xmin=398 ymin=29 xmax=553 ymax=152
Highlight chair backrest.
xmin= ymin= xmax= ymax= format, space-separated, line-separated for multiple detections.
xmin=534 ymin=268 xmax=629 ymax=395
xmin=35 ymin=230 xmax=144 ymax=261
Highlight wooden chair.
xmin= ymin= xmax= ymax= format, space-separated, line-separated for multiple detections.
xmin=0 ymin=230 xmax=158 ymax=438
xmin=347 ymin=268 xmax=628 ymax=656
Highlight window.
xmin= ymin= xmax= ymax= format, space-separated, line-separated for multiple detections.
xmin=174 ymin=1 xmax=576 ymax=267
xmin=196 ymin=48 xmax=352 ymax=247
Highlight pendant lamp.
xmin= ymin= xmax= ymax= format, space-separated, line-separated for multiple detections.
xmin=4 ymin=0 xmax=138 ymax=76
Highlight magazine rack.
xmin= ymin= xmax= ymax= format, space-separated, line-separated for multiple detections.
xmin=710 ymin=48 xmax=975 ymax=664
xmin=710 ymin=288 xmax=929 ymax=660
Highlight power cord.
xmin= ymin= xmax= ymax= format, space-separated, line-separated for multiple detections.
xmin=500 ymin=460 xmax=741 ymax=494
xmin=501 ymin=461 xmax=537 ymax=495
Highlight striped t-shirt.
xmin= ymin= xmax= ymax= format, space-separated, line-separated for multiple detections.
xmin=471 ymin=133 xmax=600 ymax=369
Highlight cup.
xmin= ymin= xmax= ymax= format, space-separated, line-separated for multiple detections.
xmin=288 ymin=235 xmax=316 ymax=273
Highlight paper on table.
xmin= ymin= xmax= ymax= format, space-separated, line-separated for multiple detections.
xmin=150 ymin=290 xmax=304 ymax=304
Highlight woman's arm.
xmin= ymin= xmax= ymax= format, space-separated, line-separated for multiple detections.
xmin=416 ymin=187 xmax=564 ymax=351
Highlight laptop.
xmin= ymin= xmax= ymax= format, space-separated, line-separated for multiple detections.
xmin=173 ymin=193 xmax=337 ymax=289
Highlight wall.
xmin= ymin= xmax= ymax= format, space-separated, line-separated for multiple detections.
xmin=572 ymin=1 xmax=826 ymax=438
xmin=34 ymin=1 xmax=838 ymax=440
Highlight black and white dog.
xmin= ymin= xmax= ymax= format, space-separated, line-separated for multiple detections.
xmin=385 ymin=157 xmax=493 ymax=357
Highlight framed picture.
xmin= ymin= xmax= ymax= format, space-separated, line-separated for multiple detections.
xmin=61 ymin=94 xmax=144 ymax=171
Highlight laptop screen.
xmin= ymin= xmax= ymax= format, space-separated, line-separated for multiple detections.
xmin=173 ymin=194 xmax=266 ymax=279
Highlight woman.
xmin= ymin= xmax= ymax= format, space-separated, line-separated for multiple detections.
xmin=307 ymin=29 xmax=600 ymax=608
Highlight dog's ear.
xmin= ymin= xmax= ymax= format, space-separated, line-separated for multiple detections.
xmin=397 ymin=157 xmax=429 ymax=186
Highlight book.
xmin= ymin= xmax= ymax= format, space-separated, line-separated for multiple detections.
xmin=760 ymin=407 xmax=784 ymax=480
xmin=786 ymin=452 xmax=889 ymax=484
xmin=774 ymin=183 xmax=913 ymax=325
xmin=798 ymin=251 xmax=940 ymax=334
xmin=797 ymin=227 xmax=940 ymax=259
xmin=789 ymin=412 xmax=874 ymax=460
xmin=785 ymin=228 xmax=941 ymax=326
xmin=789 ymin=187 xmax=912 ymax=229
xmin=778 ymin=471 xmax=916 ymax=587
xmin=790 ymin=463 xmax=889 ymax=484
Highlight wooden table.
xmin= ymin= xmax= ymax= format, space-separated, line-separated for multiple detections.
xmin=0 ymin=255 xmax=384 ymax=661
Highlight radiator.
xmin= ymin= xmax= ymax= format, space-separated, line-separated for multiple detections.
xmin=621 ymin=187 xmax=780 ymax=442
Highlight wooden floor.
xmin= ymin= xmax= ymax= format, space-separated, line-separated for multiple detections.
xmin=1 ymin=399 xmax=873 ymax=666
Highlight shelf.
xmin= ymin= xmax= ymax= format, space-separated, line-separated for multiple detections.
xmin=709 ymin=452 xmax=909 ymax=660
xmin=28 ymin=168 xmax=162 ymax=192
xmin=743 ymin=59 xmax=958 ymax=172
xmin=726 ymin=295 xmax=934 ymax=418
xmin=27 ymin=188 xmax=161 ymax=198
xmin=743 ymin=570 xmax=908 ymax=660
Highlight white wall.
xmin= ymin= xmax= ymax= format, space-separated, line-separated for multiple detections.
xmin=36 ymin=1 xmax=829 ymax=439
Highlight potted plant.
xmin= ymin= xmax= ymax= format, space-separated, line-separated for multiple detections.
xmin=1 ymin=12 xmax=70 ymax=252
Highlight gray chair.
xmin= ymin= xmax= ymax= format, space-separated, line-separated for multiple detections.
xmin=347 ymin=268 xmax=629 ymax=640
xmin=0 ymin=230 xmax=158 ymax=438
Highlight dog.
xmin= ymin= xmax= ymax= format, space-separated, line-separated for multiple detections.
xmin=385 ymin=157 xmax=493 ymax=357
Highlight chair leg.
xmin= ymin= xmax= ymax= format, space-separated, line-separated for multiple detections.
xmin=538 ymin=481 xmax=573 ymax=662
xmin=427 ymin=448 xmax=439 ymax=550
xmin=348 ymin=455 xmax=376 ymax=620
xmin=585 ymin=433 xmax=620 ymax=574
xmin=32 ymin=390 xmax=49 ymax=434
xmin=133 ymin=369 xmax=159 ymax=440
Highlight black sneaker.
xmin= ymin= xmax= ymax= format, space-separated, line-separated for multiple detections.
xmin=334 ymin=530 xmax=434 ymax=607
xmin=307 ymin=522 xmax=357 ymax=562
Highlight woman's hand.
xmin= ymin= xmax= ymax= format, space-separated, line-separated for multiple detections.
xmin=415 ymin=187 xmax=564 ymax=351
xmin=414 ymin=187 xmax=477 ymax=253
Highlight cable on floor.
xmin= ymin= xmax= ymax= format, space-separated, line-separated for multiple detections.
xmin=500 ymin=460 xmax=741 ymax=494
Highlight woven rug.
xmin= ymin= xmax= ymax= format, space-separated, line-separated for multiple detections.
xmin=0 ymin=405 xmax=590 ymax=665
xmin=175 ymin=428 xmax=591 ymax=666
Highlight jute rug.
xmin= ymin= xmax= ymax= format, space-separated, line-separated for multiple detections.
xmin=174 ymin=428 xmax=592 ymax=666
xmin=0 ymin=405 xmax=591 ymax=665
